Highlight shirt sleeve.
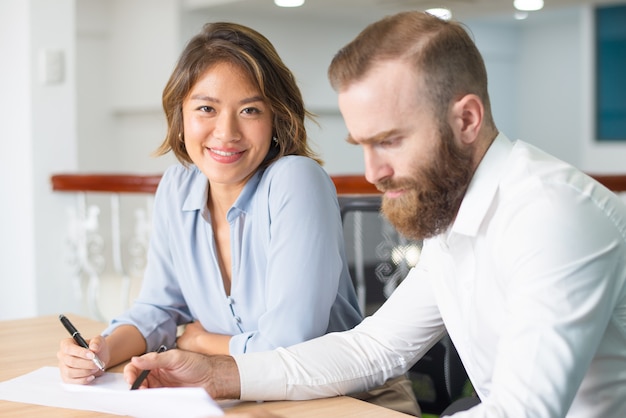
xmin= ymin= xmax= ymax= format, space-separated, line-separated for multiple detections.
xmin=456 ymin=183 xmax=626 ymax=417
xmin=235 ymin=263 xmax=445 ymax=399
xmin=102 ymin=166 xmax=193 ymax=351
xmin=230 ymin=157 xmax=361 ymax=353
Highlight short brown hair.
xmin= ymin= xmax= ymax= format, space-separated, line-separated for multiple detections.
xmin=156 ymin=22 xmax=320 ymax=166
xmin=328 ymin=11 xmax=495 ymax=130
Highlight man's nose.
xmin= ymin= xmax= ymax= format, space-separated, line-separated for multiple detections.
xmin=363 ymin=147 xmax=392 ymax=186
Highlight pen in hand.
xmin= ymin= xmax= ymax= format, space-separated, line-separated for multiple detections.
xmin=130 ymin=345 xmax=167 ymax=390
xmin=59 ymin=314 xmax=106 ymax=372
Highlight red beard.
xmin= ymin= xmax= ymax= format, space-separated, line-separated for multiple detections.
xmin=377 ymin=124 xmax=474 ymax=240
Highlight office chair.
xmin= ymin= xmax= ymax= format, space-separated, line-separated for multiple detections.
xmin=339 ymin=195 xmax=471 ymax=415
xmin=407 ymin=333 xmax=471 ymax=415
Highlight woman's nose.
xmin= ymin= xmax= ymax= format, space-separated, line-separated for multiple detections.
xmin=214 ymin=112 xmax=241 ymax=142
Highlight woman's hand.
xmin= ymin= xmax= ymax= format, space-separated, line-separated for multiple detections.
xmin=177 ymin=321 xmax=231 ymax=355
xmin=57 ymin=334 xmax=110 ymax=384
xmin=176 ymin=321 xmax=207 ymax=351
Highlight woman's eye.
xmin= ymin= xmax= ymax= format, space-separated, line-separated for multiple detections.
xmin=198 ymin=105 xmax=214 ymax=112
xmin=242 ymin=107 xmax=261 ymax=115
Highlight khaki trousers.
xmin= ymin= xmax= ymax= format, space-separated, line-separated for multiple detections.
xmin=349 ymin=375 xmax=421 ymax=417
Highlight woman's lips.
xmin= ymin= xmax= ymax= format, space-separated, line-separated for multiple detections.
xmin=208 ymin=147 xmax=244 ymax=163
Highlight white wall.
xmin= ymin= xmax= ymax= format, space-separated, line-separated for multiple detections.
xmin=77 ymin=2 xmax=626 ymax=178
xmin=0 ymin=0 xmax=80 ymax=320
xmin=515 ymin=7 xmax=584 ymax=166
xmin=76 ymin=0 xmax=178 ymax=173
xmin=467 ymin=21 xmax=521 ymax=141
xmin=0 ymin=0 xmax=37 ymax=320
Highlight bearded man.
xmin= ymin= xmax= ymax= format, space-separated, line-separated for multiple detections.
xmin=123 ymin=11 xmax=626 ymax=418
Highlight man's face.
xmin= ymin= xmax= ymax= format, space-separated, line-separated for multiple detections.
xmin=338 ymin=60 xmax=473 ymax=240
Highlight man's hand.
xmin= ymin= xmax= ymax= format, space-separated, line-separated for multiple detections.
xmin=123 ymin=349 xmax=241 ymax=399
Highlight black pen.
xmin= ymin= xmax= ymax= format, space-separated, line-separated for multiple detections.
xmin=59 ymin=314 xmax=106 ymax=371
xmin=130 ymin=344 xmax=167 ymax=390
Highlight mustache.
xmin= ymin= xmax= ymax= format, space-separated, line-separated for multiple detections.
xmin=375 ymin=177 xmax=419 ymax=193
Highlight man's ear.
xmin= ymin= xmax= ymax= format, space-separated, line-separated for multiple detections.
xmin=449 ymin=94 xmax=483 ymax=145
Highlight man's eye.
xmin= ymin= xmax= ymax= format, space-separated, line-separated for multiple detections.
xmin=380 ymin=138 xmax=398 ymax=147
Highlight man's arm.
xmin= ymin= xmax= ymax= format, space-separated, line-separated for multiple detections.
xmin=124 ymin=264 xmax=444 ymax=401
xmin=123 ymin=350 xmax=241 ymax=399
xmin=235 ymin=263 xmax=445 ymax=401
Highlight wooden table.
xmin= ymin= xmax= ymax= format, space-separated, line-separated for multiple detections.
xmin=0 ymin=315 xmax=411 ymax=417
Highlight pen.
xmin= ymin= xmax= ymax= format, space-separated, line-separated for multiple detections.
xmin=130 ymin=345 xmax=167 ymax=390
xmin=59 ymin=314 xmax=106 ymax=372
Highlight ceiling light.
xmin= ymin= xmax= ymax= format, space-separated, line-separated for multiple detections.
xmin=514 ymin=11 xmax=529 ymax=20
xmin=274 ymin=0 xmax=304 ymax=7
xmin=425 ymin=7 xmax=452 ymax=21
xmin=514 ymin=0 xmax=543 ymax=11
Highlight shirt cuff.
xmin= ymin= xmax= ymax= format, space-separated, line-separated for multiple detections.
xmin=233 ymin=350 xmax=287 ymax=400
xmin=229 ymin=332 xmax=253 ymax=354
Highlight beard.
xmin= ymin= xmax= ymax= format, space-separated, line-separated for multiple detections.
xmin=377 ymin=123 xmax=474 ymax=240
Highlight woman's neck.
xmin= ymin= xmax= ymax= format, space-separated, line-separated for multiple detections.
xmin=207 ymin=181 xmax=244 ymax=220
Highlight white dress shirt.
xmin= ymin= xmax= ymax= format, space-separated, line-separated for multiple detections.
xmin=235 ymin=134 xmax=626 ymax=417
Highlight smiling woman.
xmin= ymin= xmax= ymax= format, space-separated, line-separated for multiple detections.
xmin=57 ymin=19 xmax=363 ymax=391
xmin=181 ymin=62 xmax=274 ymax=196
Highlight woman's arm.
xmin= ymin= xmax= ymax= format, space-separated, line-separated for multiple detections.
xmin=102 ymin=166 xmax=194 ymax=351
xmin=176 ymin=321 xmax=231 ymax=355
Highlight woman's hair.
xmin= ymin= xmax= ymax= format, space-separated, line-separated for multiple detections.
xmin=328 ymin=11 xmax=496 ymax=131
xmin=155 ymin=21 xmax=320 ymax=167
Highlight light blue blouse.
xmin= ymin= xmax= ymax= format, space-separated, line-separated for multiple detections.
xmin=103 ymin=156 xmax=362 ymax=354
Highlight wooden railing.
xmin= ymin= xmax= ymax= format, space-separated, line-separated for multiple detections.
xmin=50 ymin=173 xmax=381 ymax=195
xmin=51 ymin=172 xmax=626 ymax=194
xmin=586 ymin=175 xmax=626 ymax=192
xmin=51 ymin=173 xmax=163 ymax=194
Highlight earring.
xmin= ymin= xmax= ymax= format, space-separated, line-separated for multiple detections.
xmin=272 ymin=136 xmax=278 ymax=143
xmin=178 ymin=132 xmax=184 ymax=142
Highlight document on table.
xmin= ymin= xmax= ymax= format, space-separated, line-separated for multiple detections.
xmin=0 ymin=366 xmax=224 ymax=417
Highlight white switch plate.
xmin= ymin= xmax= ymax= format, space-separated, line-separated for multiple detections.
xmin=39 ymin=49 xmax=65 ymax=85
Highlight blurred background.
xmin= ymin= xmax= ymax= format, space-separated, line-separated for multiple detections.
xmin=1 ymin=0 xmax=625 ymax=321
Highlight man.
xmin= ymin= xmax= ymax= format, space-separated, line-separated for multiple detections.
xmin=123 ymin=11 xmax=626 ymax=417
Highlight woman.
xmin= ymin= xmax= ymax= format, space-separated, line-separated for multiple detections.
xmin=58 ymin=21 xmax=362 ymax=384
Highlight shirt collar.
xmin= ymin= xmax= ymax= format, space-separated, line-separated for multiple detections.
xmin=182 ymin=166 xmax=209 ymax=213
xmin=181 ymin=165 xmax=263 ymax=222
xmin=449 ymin=132 xmax=513 ymax=237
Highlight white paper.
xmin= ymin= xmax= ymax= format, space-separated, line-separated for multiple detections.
xmin=0 ymin=366 xmax=223 ymax=417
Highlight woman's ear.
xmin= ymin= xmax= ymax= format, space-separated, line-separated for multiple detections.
xmin=449 ymin=94 xmax=484 ymax=145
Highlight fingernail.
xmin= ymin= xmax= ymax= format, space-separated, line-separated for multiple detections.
xmin=86 ymin=375 xmax=95 ymax=382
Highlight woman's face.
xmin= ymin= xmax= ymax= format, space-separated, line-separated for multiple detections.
xmin=182 ymin=61 xmax=273 ymax=191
